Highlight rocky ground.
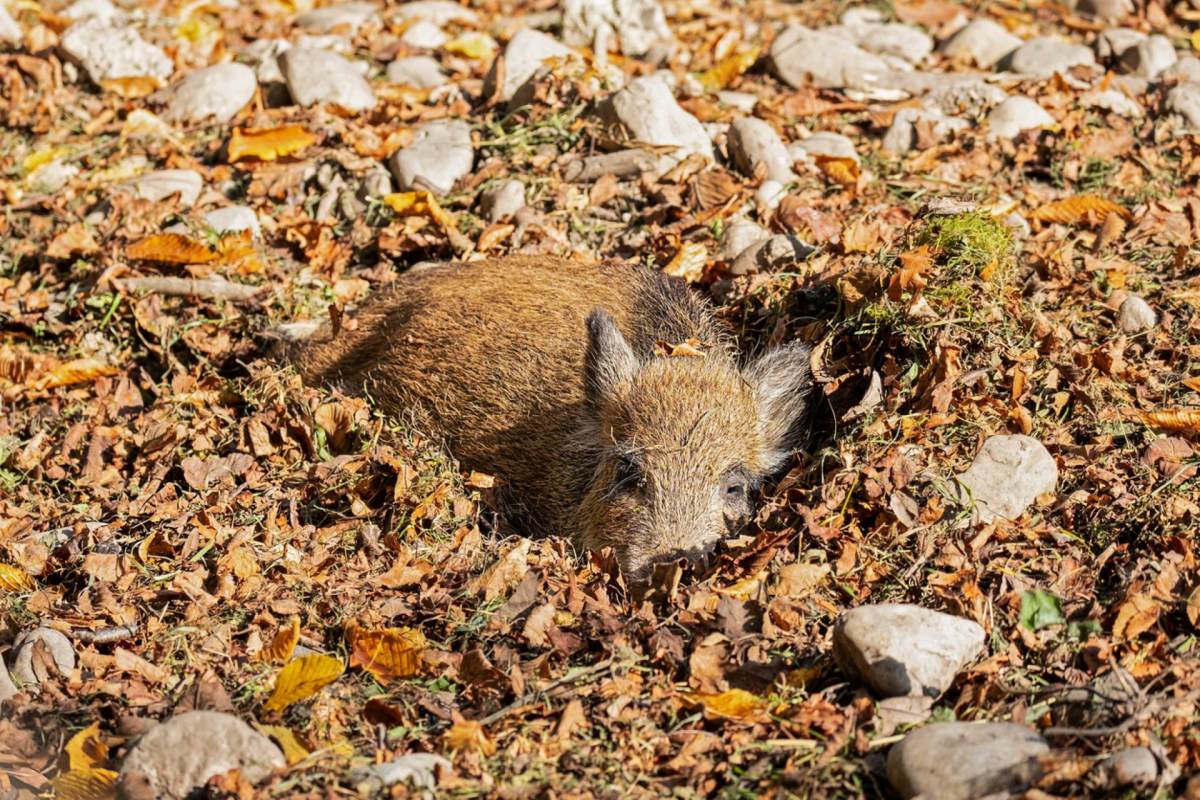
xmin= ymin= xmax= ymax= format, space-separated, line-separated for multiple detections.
xmin=1 ymin=0 xmax=1199 ymax=797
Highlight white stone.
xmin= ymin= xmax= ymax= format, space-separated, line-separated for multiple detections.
xmin=1118 ymin=294 xmax=1157 ymax=332
xmin=754 ymin=179 xmax=786 ymax=210
xmin=925 ymin=79 xmax=1008 ymax=117
xmin=716 ymin=90 xmax=757 ymax=112
xmin=204 ymin=206 xmax=260 ymax=238
xmin=9 ymin=627 xmax=76 ymax=688
xmin=887 ymin=722 xmax=1049 ymax=800
xmin=728 ymin=117 xmax=794 ymax=183
xmin=479 ymin=179 xmax=525 ymax=222
xmin=769 ymin=25 xmax=890 ymax=90
xmin=400 ymin=20 xmax=446 ymax=49
xmin=117 ymin=711 xmax=285 ymax=800
xmin=1002 ymin=36 xmax=1096 ymax=76
xmin=61 ymin=19 xmax=173 ymax=83
xmin=120 ymin=169 xmax=203 ymax=206
xmin=561 ymin=0 xmax=671 ymax=57
xmin=0 ymin=3 xmax=22 ymax=42
xmin=720 ymin=219 xmax=770 ymax=260
xmin=986 ymin=96 xmax=1054 ymax=139
xmin=388 ymin=118 xmax=473 ymax=195
xmin=793 ymin=131 xmax=859 ymax=163
xmin=1104 ymin=747 xmax=1158 ymax=788
xmin=1166 ymin=82 xmax=1200 ymax=129
xmin=241 ymin=38 xmax=289 ymax=83
xmin=955 ymin=434 xmax=1058 ymax=522
xmin=1163 ymin=56 xmax=1200 ymax=83
xmin=731 ymin=234 xmax=812 ymax=275
xmin=939 ymin=19 xmax=1022 ymax=68
xmin=352 ymin=753 xmax=452 ymax=791
xmin=162 ymin=63 xmax=256 ymax=124
xmin=64 ymin=0 xmax=121 ymax=22
xmin=1094 ymin=27 xmax=1145 ymax=61
xmin=1082 ymin=88 xmax=1143 ymax=117
xmin=295 ymin=2 xmax=378 ymax=32
xmin=484 ymin=28 xmax=573 ymax=103
xmin=1120 ymin=35 xmax=1176 ymax=79
xmin=278 ymin=48 xmax=375 ymax=111
xmin=856 ymin=23 xmax=934 ymax=64
xmin=386 ymin=56 xmax=447 ymax=88
xmin=883 ymin=106 xmax=968 ymax=154
xmin=1076 ymin=0 xmax=1134 ymax=20
xmin=600 ymin=74 xmax=713 ymax=162
xmin=392 ymin=0 xmax=478 ymax=26
xmin=833 ymin=604 xmax=985 ymax=698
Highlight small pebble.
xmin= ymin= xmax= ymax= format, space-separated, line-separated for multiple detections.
xmin=939 ymin=18 xmax=1022 ymax=69
xmin=119 ymin=169 xmax=204 ymax=206
xmin=599 ymin=74 xmax=713 ymax=162
xmin=386 ymin=56 xmax=447 ymax=88
xmin=479 ymin=179 xmax=526 ymax=222
xmin=484 ymin=28 xmax=573 ymax=103
xmin=1119 ymin=35 xmax=1177 ymax=79
xmin=294 ymin=1 xmax=378 ymax=33
xmin=720 ymin=219 xmax=770 ymax=260
xmin=986 ymin=96 xmax=1055 ymax=139
xmin=728 ymin=117 xmax=795 ymax=183
xmin=61 ymin=19 xmax=173 ymax=84
xmin=1104 ymin=747 xmax=1158 ymax=788
xmin=389 ymin=118 xmax=474 ymax=195
xmin=1118 ymin=294 xmax=1157 ymax=333
xmin=1001 ymin=36 xmax=1096 ymax=76
xmin=162 ymin=63 xmax=257 ymax=124
xmin=9 ymin=627 xmax=76 ymax=688
xmin=278 ymin=48 xmax=376 ymax=111
xmin=955 ymin=434 xmax=1058 ymax=522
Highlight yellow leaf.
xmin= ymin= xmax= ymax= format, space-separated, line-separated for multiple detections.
xmin=1136 ymin=408 xmax=1200 ymax=433
xmin=255 ymin=724 xmax=310 ymax=765
xmin=1192 ymin=28 xmax=1200 ymax=52
xmin=681 ymin=688 xmax=769 ymax=721
xmin=264 ymin=654 xmax=344 ymax=712
xmin=125 ymin=233 xmax=219 ymax=265
xmin=662 ymin=242 xmax=708 ymax=283
xmin=98 ymin=76 xmax=162 ymax=98
xmin=347 ymin=623 xmax=426 ymax=684
xmin=1028 ymin=195 xmax=1131 ymax=225
xmin=443 ymin=720 xmax=496 ymax=755
xmin=228 ymin=125 xmax=317 ymax=163
xmin=382 ymin=191 xmax=458 ymax=232
xmin=258 ymin=616 xmax=301 ymax=664
xmin=697 ymin=47 xmax=760 ymax=93
xmin=716 ymin=569 xmax=765 ymax=601
xmin=65 ymin=723 xmax=108 ymax=771
xmin=29 ymin=359 xmax=119 ymax=391
xmin=443 ymin=33 xmax=496 ymax=60
xmin=0 ymin=563 xmax=36 ymax=592
xmin=815 ymin=155 xmax=859 ymax=187
xmin=175 ymin=15 xmax=216 ymax=43
xmin=23 ymin=146 xmax=69 ymax=174
xmin=51 ymin=768 xmax=117 ymax=800
xmin=121 ymin=109 xmax=175 ymax=141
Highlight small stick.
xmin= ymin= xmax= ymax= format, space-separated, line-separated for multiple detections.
xmin=71 ymin=624 xmax=138 ymax=644
xmin=118 ymin=276 xmax=264 ymax=303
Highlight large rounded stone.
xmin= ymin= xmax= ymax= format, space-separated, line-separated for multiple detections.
xmin=1001 ymin=36 xmax=1096 ymax=76
xmin=887 ymin=722 xmax=1049 ymax=800
xmin=61 ymin=18 xmax=173 ymax=83
xmin=833 ymin=604 xmax=985 ymax=698
xmin=728 ymin=117 xmax=795 ymax=183
xmin=768 ymin=25 xmax=889 ymax=90
xmin=599 ymin=74 xmax=713 ymax=162
xmin=986 ymin=96 xmax=1055 ymax=139
xmin=278 ymin=48 xmax=375 ymax=111
xmin=939 ymin=19 xmax=1022 ymax=68
xmin=388 ymin=118 xmax=474 ymax=195
xmin=162 ymin=63 xmax=257 ymax=124
xmin=117 ymin=711 xmax=285 ymax=800
xmin=9 ymin=627 xmax=76 ymax=688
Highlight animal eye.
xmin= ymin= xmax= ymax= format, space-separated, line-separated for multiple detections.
xmin=726 ymin=483 xmax=746 ymax=497
xmin=613 ymin=454 xmax=642 ymax=490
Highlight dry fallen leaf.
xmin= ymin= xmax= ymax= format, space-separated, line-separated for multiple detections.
xmin=257 ymin=616 xmax=301 ymax=664
xmin=125 ymin=233 xmax=219 ymax=265
xmin=697 ymin=47 xmax=760 ymax=92
xmin=228 ymin=125 xmax=317 ymax=163
xmin=443 ymin=720 xmax=497 ymax=755
xmin=1136 ymin=408 xmax=1200 ymax=434
xmin=28 ymin=359 xmax=120 ymax=391
xmin=662 ymin=242 xmax=708 ymax=283
xmin=255 ymin=724 xmax=311 ymax=765
xmin=264 ymin=654 xmax=344 ymax=712
xmin=382 ymin=191 xmax=459 ymax=233
xmin=346 ymin=624 xmax=427 ymax=684
xmin=49 ymin=768 xmax=118 ymax=800
xmin=0 ymin=563 xmax=36 ymax=592
xmin=98 ymin=76 xmax=161 ymax=98
xmin=1112 ymin=592 xmax=1160 ymax=641
xmin=681 ymin=688 xmax=769 ymax=721
xmin=1028 ymin=195 xmax=1132 ymax=225
xmin=814 ymin=155 xmax=860 ymax=188
xmin=65 ymin=722 xmax=109 ymax=771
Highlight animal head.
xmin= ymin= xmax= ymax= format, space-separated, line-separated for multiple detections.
xmin=577 ymin=309 xmax=812 ymax=580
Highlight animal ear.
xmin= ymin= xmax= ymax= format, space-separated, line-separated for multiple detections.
xmin=584 ymin=308 xmax=638 ymax=406
xmin=745 ymin=343 xmax=813 ymax=471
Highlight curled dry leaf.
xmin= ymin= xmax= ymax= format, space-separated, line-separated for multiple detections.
xmin=1028 ymin=195 xmax=1132 ymax=225
xmin=0 ymin=563 xmax=36 ymax=592
xmin=125 ymin=233 xmax=219 ymax=265
xmin=382 ymin=191 xmax=459 ymax=233
xmin=443 ymin=720 xmax=497 ymax=755
xmin=49 ymin=768 xmax=118 ymax=800
xmin=264 ymin=654 xmax=344 ymax=712
xmin=697 ymin=47 xmax=760 ymax=92
xmin=814 ymin=155 xmax=859 ymax=188
xmin=99 ymin=76 xmax=161 ymax=98
xmin=257 ymin=616 xmax=300 ymax=664
xmin=28 ymin=359 xmax=119 ymax=391
xmin=1136 ymin=408 xmax=1200 ymax=434
xmin=255 ymin=724 xmax=311 ymax=765
xmin=680 ymin=688 xmax=769 ymax=721
xmin=65 ymin=722 xmax=109 ymax=770
xmin=347 ymin=623 xmax=427 ymax=684
xmin=662 ymin=242 xmax=708 ymax=283
xmin=228 ymin=125 xmax=317 ymax=163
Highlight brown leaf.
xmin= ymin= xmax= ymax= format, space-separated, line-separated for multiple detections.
xmin=47 ymin=224 xmax=100 ymax=259
xmin=815 ymin=155 xmax=860 ymax=188
xmin=1029 ymin=195 xmax=1131 ymax=226
xmin=347 ymin=623 xmax=426 ymax=683
xmin=125 ymin=233 xmax=219 ymax=265
xmin=1136 ymin=408 xmax=1200 ymax=434
xmin=1112 ymin=592 xmax=1160 ymax=641
xmin=258 ymin=617 xmax=301 ymax=664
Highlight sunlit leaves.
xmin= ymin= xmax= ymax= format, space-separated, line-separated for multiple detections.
xmin=264 ymin=654 xmax=344 ymax=712
xmin=228 ymin=125 xmax=317 ymax=163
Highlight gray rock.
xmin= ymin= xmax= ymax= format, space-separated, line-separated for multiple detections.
xmin=61 ymin=19 xmax=173 ymax=84
xmin=728 ymin=117 xmax=794 ymax=183
xmin=986 ymin=96 xmax=1054 ymax=139
xmin=1120 ymin=35 xmax=1176 ymax=79
xmin=1076 ymin=0 xmax=1133 ymax=20
xmin=939 ymin=19 xmax=1022 ymax=69
xmin=120 ymin=170 xmax=203 ymax=206
xmin=754 ymin=179 xmax=786 ymax=210
xmin=561 ymin=0 xmax=671 ymax=57
xmin=278 ymin=48 xmax=375 ymax=111
xmin=295 ymin=1 xmax=378 ymax=33
xmin=392 ymin=0 xmax=478 ymax=26
xmin=1094 ymin=27 xmax=1145 ymax=61
xmin=479 ymin=179 xmax=525 ymax=222
xmin=399 ymin=20 xmax=446 ymax=49
xmin=955 ymin=434 xmax=1058 ymax=522
xmin=389 ymin=118 xmax=473 ymax=195
xmin=1103 ymin=747 xmax=1158 ymax=788
xmin=925 ymin=79 xmax=1008 ymax=117
xmin=117 ymin=711 xmax=285 ymax=800
xmin=769 ymin=25 xmax=890 ymax=90
xmin=0 ymin=659 xmax=17 ymax=704
xmin=162 ymin=63 xmax=256 ymax=124
xmin=856 ymin=23 xmax=933 ymax=64
xmin=833 ymin=604 xmax=985 ymax=698
xmin=484 ymin=28 xmax=573 ymax=103
xmin=386 ymin=56 xmax=447 ymax=88
xmin=1163 ymin=55 xmax=1200 ymax=83
xmin=1001 ymin=36 xmax=1096 ymax=76
xmin=792 ymin=131 xmax=859 ymax=163
xmin=0 ymin=3 xmax=21 ymax=43
xmin=1167 ymin=82 xmax=1200 ymax=129
xmin=1118 ymin=294 xmax=1157 ymax=332
xmin=883 ymin=106 xmax=969 ymax=154
xmin=351 ymin=753 xmax=452 ymax=792
xmin=730 ymin=234 xmax=812 ymax=276
xmin=1083 ymin=88 xmax=1143 ymax=117
xmin=10 ymin=627 xmax=76 ymax=687
xmin=720 ymin=219 xmax=770 ymax=260
xmin=599 ymin=74 xmax=713 ymax=162
xmin=887 ymin=722 xmax=1049 ymax=800
xmin=716 ymin=90 xmax=757 ymax=112
xmin=204 ymin=206 xmax=260 ymax=238
xmin=241 ymin=38 xmax=289 ymax=83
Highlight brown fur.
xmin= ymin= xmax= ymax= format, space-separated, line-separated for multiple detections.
xmin=295 ymin=256 xmax=811 ymax=577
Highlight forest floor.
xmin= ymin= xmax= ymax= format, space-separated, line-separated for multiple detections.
xmin=1 ymin=0 xmax=1199 ymax=797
